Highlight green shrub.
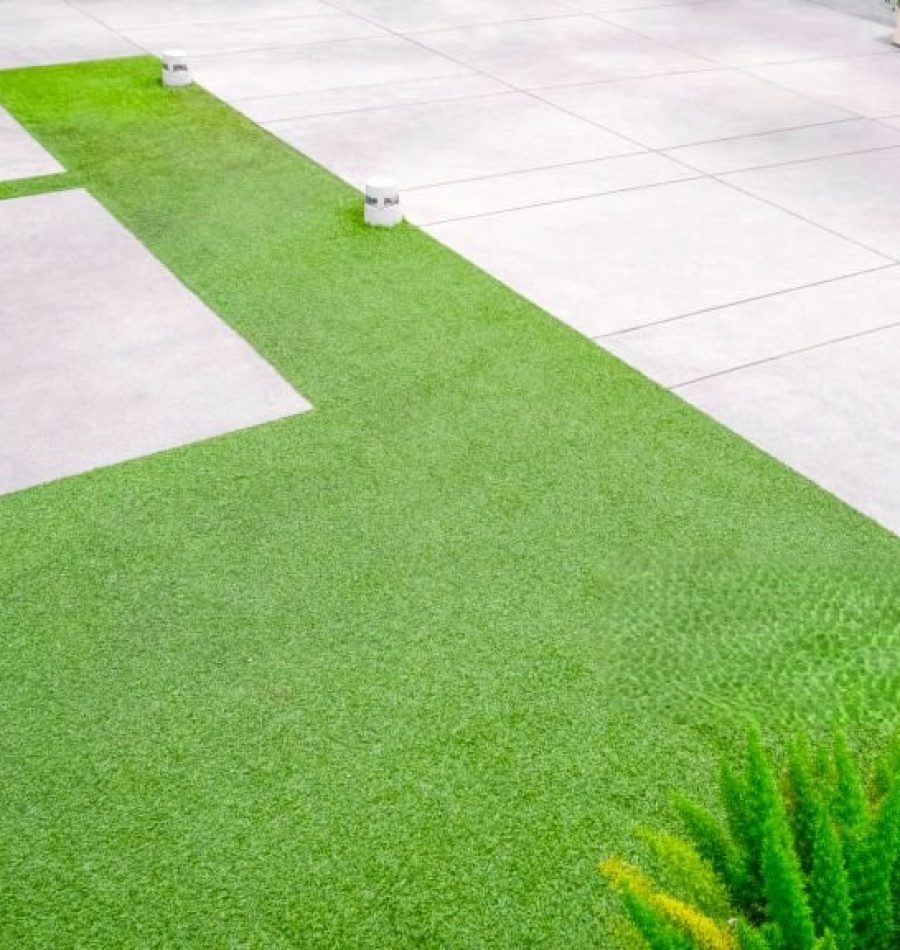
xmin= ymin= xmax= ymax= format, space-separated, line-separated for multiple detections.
xmin=601 ymin=731 xmax=900 ymax=949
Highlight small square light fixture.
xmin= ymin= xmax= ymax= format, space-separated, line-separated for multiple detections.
xmin=161 ymin=50 xmax=192 ymax=88
xmin=364 ymin=179 xmax=402 ymax=228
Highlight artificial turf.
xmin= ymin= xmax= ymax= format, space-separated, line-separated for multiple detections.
xmin=1 ymin=57 xmax=900 ymax=949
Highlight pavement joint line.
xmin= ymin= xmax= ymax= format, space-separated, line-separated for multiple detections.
xmin=522 ymin=63 xmax=726 ymax=92
xmin=732 ymin=48 xmax=896 ymax=69
xmin=595 ymin=262 xmax=899 ymax=340
xmin=401 ymin=11 xmax=589 ymax=37
xmin=125 ymin=12 xmax=352 ymax=32
xmin=58 ymin=0 xmax=143 ymax=53
xmin=315 ymin=0 xmax=520 ymax=92
xmin=659 ymin=115 xmax=881 ymax=149
xmin=234 ymin=74 xmax=506 ymax=106
xmin=416 ymin=172 xmax=706 ymax=225
xmin=585 ymin=7 xmax=733 ymax=69
xmin=519 ymin=84 xmax=655 ymax=152
xmin=185 ymin=30 xmax=445 ymax=62
xmin=174 ymin=35 xmax=414 ymax=63
xmin=669 ymin=314 xmax=900 ymax=391
xmin=737 ymin=64 xmax=883 ymax=121
xmin=226 ymin=68 xmax=483 ymax=105
xmin=674 ymin=140 xmax=900 ymax=176
xmin=257 ymin=87 xmax=525 ymax=122
xmin=64 ymin=3 xmax=347 ymax=33
xmin=402 ymin=150 xmax=657 ymax=192
xmin=711 ymin=171 xmax=900 ymax=263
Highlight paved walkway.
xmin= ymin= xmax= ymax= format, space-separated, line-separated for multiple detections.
xmin=3 ymin=0 xmax=900 ymax=531
xmin=0 ymin=189 xmax=309 ymax=494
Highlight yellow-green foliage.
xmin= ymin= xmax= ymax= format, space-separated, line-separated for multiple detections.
xmin=602 ymin=734 xmax=900 ymax=950
xmin=601 ymin=857 xmax=736 ymax=950
xmin=639 ymin=828 xmax=732 ymax=920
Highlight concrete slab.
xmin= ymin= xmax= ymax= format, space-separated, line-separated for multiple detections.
xmin=235 ymin=74 xmax=508 ymax=124
xmin=603 ymin=265 xmax=900 ymax=386
xmin=425 ymin=178 xmax=888 ymax=336
xmin=604 ymin=0 xmax=887 ymax=66
xmin=536 ymin=69 xmax=849 ymax=150
xmin=0 ymin=0 xmax=138 ymax=69
xmin=70 ymin=0 xmax=338 ymax=30
xmin=724 ymin=147 xmax=900 ymax=259
xmin=0 ymin=190 xmax=310 ymax=495
xmin=266 ymin=92 xmax=640 ymax=190
xmin=413 ymin=15 xmax=714 ymax=89
xmin=665 ymin=117 xmax=900 ymax=174
xmin=326 ymin=0 xmax=576 ymax=33
xmin=192 ymin=36 xmax=470 ymax=102
xmin=123 ymin=15 xmax=385 ymax=58
xmin=0 ymin=107 xmax=63 ymax=183
xmin=752 ymin=54 xmax=900 ymax=118
xmin=404 ymin=153 xmax=697 ymax=224
xmin=679 ymin=323 xmax=900 ymax=535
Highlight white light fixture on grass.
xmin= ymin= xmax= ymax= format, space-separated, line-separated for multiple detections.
xmin=364 ymin=179 xmax=402 ymax=228
xmin=161 ymin=50 xmax=192 ymax=88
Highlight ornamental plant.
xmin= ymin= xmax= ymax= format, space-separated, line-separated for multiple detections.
xmin=601 ymin=731 xmax=900 ymax=949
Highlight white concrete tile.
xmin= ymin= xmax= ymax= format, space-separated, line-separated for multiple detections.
xmin=603 ymin=265 xmax=900 ymax=386
xmin=425 ymin=178 xmax=887 ymax=336
xmin=666 ymin=117 xmax=900 ymax=173
xmin=604 ymin=0 xmax=887 ymax=66
xmin=414 ymin=15 xmax=714 ymax=89
xmin=236 ymin=74 xmax=507 ymax=124
xmin=404 ymin=152 xmax=696 ymax=224
xmin=0 ymin=0 xmax=138 ymax=68
xmin=0 ymin=190 xmax=310 ymax=496
xmin=123 ymin=15 xmax=385 ymax=57
xmin=678 ymin=324 xmax=900 ymax=535
xmin=883 ymin=116 xmax=900 ymax=129
xmin=724 ymin=147 xmax=900 ymax=259
xmin=0 ymin=107 xmax=63 ymax=183
xmin=267 ymin=92 xmax=640 ymax=190
xmin=752 ymin=53 xmax=900 ymax=118
xmin=327 ymin=0 xmax=576 ymax=33
xmin=70 ymin=0 xmax=337 ymax=29
xmin=537 ymin=69 xmax=848 ymax=149
xmin=192 ymin=36 xmax=470 ymax=101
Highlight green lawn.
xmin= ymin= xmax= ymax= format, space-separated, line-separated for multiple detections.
xmin=2 ymin=58 xmax=900 ymax=948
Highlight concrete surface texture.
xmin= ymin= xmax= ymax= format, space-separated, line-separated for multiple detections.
xmin=0 ymin=190 xmax=310 ymax=495
xmin=0 ymin=105 xmax=63 ymax=181
xmin=3 ymin=0 xmax=900 ymax=533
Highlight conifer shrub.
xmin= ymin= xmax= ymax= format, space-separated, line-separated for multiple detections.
xmin=601 ymin=732 xmax=900 ymax=949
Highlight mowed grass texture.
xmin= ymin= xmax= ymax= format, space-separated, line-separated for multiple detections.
xmin=2 ymin=58 xmax=900 ymax=949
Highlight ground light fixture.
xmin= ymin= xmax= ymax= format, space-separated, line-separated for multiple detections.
xmin=364 ymin=178 xmax=402 ymax=227
xmin=161 ymin=50 xmax=192 ymax=88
